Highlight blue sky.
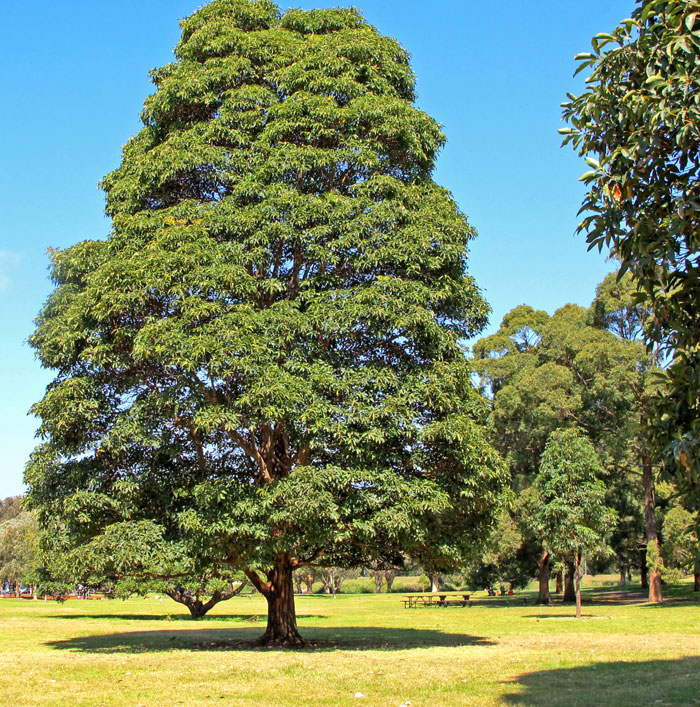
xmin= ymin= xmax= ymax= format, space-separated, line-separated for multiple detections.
xmin=0 ymin=0 xmax=629 ymax=497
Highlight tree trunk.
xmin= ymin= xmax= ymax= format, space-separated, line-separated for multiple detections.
xmin=563 ymin=561 xmax=576 ymax=602
xmin=373 ymin=570 xmax=396 ymax=593
xmin=555 ymin=569 xmax=562 ymax=594
xmin=246 ymin=554 xmax=304 ymax=646
xmin=430 ymin=574 xmax=440 ymax=593
xmin=619 ymin=567 xmax=626 ymax=585
xmin=627 ymin=566 xmax=632 ymax=582
xmin=574 ymin=551 xmax=582 ymax=619
xmin=642 ymin=451 xmax=662 ymax=603
xmin=694 ymin=553 xmax=699 ymax=592
xmin=537 ymin=550 xmax=550 ymax=604
xmin=640 ymin=549 xmax=649 ymax=589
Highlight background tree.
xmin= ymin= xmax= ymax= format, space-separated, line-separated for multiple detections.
xmin=660 ymin=503 xmax=699 ymax=585
xmin=535 ymin=428 xmax=617 ymax=619
xmin=562 ymin=0 xmax=700 ymax=519
xmin=473 ymin=299 xmax=650 ymax=599
xmin=589 ymin=269 xmax=664 ymax=601
xmin=463 ymin=501 xmax=538 ymax=595
xmin=26 ymin=0 xmax=506 ymax=646
xmin=0 ymin=497 xmax=23 ymax=524
xmin=0 ymin=511 xmax=40 ymax=597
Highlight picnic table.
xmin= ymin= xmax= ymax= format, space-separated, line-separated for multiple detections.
xmin=402 ymin=593 xmax=471 ymax=608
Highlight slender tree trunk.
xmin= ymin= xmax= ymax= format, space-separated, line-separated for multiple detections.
xmin=430 ymin=574 xmax=440 ymax=593
xmin=555 ymin=569 xmax=562 ymax=594
xmin=627 ymin=566 xmax=632 ymax=582
xmin=694 ymin=553 xmax=699 ymax=592
xmin=247 ymin=553 xmax=304 ymax=646
xmin=619 ymin=567 xmax=626 ymax=585
xmin=642 ymin=452 xmax=663 ymax=603
xmin=385 ymin=570 xmax=396 ymax=593
xmin=574 ymin=551 xmax=582 ymax=619
xmin=640 ymin=548 xmax=649 ymax=589
xmin=374 ymin=571 xmax=383 ymax=593
xmin=537 ymin=550 xmax=550 ymax=604
xmin=165 ymin=581 xmax=247 ymax=619
xmin=563 ymin=561 xmax=576 ymax=602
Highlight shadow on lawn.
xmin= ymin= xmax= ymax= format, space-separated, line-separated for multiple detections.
xmin=48 ymin=613 xmax=327 ymax=622
xmin=501 ymin=656 xmax=700 ymax=706
xmin=468 ymin=586 xmax=698 ymax=610
xmin=46 ymin=627 xmax=493 ymax=653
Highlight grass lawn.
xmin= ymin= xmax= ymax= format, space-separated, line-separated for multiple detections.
xmin=0 ymin=578 xmax=698 ymax=706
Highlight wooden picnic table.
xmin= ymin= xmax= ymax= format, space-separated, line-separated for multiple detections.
xmin=402 ymin=592 xmax=471 ymax=608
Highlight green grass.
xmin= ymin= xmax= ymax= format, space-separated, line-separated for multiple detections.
xmin=0 ymin=577 xmax=698 ymax=706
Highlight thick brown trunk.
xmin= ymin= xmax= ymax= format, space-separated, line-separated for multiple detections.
xmin=642 ymin=451 xmax=662 ymax=603
xmin=537 ymin=550 xmax=550 ymax=604
xmin=555 ymin=569 xmax=562 ymax=594
xmin=249 ymin=554 xmax=304 ymax=646
xmin=374 ymin=572 xmax=383 ymax=593
xmin=430 ymin=574 xmax=440 ymax=593
xmin=563 ymin=561 xmax=576 ymax=602
xmin=574 ymin=552 xmax=582 ymax=619
xmin=640 ymin=549 xmax=649 ymax=589
xmin=619 ymin=567 xmax=626 ymax=585
xmin=385 ymin=571 xmax=396 ymax=593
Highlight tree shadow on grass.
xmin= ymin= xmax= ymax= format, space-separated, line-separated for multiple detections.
xmin=502 ymin=656 xmax=700 ymax=706
xmin=45 ymin=627 xmax=493 ymax=653
xmin=47 ymin=613 xmax=327 ymax=622
xmin=467 ymin=587 xmax=698 ymax=610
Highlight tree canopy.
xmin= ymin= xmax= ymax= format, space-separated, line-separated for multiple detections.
xmin=562 ymin=0 xmax=700 ymax=515
xmin=26 ymin=0 xmax=506 ymax=645
xmin=535 ymin=428 xmax=616 ymax=617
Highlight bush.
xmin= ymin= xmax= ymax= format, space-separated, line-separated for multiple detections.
xmin=390 ymin=575 xmax=430 ymax=593
xmin=339 ymin=579 xmax=373 ymax=594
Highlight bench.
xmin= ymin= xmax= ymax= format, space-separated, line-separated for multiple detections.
xmin=403 ymin=593 xmax=471 ymax=608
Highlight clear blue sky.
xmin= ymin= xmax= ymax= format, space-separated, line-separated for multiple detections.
xmin=0 ymin=0 xmax=629 ymax=497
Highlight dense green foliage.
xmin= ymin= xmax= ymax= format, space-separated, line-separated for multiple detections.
xmin=535 ymin=428 xmax=616 ymax=562
xmin=474 ymin=301 xmax=649 ymax=477
xmin=0 ymin=511 xmax=40 ymax=594
xmin=534 ymin=428 xmax=617 ymax=615
xmin=562 ymin=0 xmax=700 ymax=514
xmin=471 ymin=285 xmax=660 ymax=590
xmin=26 ymin=0 xmax=505 ymax=642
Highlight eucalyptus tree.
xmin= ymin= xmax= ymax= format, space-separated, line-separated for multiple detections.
xmin=562 ymin=0 xmax=700 ymax=519
xmin=474 ymin=300 xmax=651 ymax=600
xmin=535 ymin=428 xmax=616 ymax=619
xmin=590 ymin=271 xmax=665 ymax=601
xmin=26 ymin=0 xmax=506 ymax=645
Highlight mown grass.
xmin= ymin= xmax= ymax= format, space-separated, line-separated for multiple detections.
xmin=0 ymin=577 xmax=698 ymax=706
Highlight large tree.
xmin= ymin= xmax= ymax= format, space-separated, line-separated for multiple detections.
xmin=562 ymin=0 xmax=700 ymax=517
xmin=26 ymin=0 xmax=506 ymax=645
